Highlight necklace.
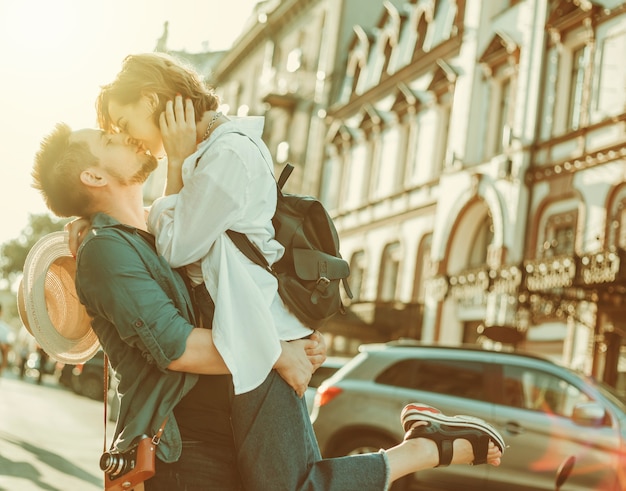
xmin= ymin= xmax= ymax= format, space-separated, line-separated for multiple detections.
xmin=202 ymin=111 xmax=222 ymax=141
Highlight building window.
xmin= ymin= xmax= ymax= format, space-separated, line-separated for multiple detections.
xmin=494 ymin=77 xmax=512 ymax=155
xmin=413 ymin=233 xmax=433 ymax=303
xmin=374 ymin=123 xmax=400 ymax=199
xmin=618 ymin=207 xmax=626 ymax=249
xmin=394 ymin=116 xmax=411 ymax=191
xmin=345 ymin=142 xmax=368 ymax=209
xmin=605 ymin=185 xmax=626 ymax=250
xmin=410 ymin=108 xmax=439 ymax=183
xmin=545 ymin=1 xmax=598 ymax=136
xmin=567 ymin=45 xmax=587 ymax=131
xmin=348 ymin=250 xmax=366 ymax=302
xmin=478 ymin=32 xmax=519 ymax=158
xmin=379 ymin=241 xmax=402 ymax=301
xmin=319 ymin=150 xmax=342 ymax=211
xmin=597 ymin=31 xmax=626 ymax=119
xmin=468 ymin=219 xmax=494 ymax=268
xmin=543 ymin=211 xmax=577 ymax=257
xmin=553 ymin=225 xmax=575 ymax=255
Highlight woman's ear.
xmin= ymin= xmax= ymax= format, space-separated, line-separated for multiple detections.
xmin=142 ymin=92 xmax=160 ymax=113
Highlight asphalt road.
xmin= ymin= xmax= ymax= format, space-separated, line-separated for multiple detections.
xmin=0 ymin=367 xmax=114 ymax=491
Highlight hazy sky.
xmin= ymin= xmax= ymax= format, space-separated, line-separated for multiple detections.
xmin=0 ymin=0 xmax=259 ymax=245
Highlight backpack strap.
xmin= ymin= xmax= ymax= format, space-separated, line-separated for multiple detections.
xmin=227 ymin=162 xmax=296 ymax=272
xmin=195 ymin=128 xmax=287 ymax=272
xmin=226 ymin=229 xmax=274 ymax=274
xmin=277 ymin=163 xmax=294 ymax=191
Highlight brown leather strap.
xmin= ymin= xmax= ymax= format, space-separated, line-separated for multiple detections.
xmin=103 ymin=354 xmax=109 ymax=453
xmin=152 ymin=417 xmax=169 ymax=445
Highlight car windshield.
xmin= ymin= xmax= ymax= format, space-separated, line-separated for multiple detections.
xmin=587 ymin=374 xmax=626 ymax=413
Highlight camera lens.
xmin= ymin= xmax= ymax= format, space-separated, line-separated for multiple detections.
xmin=100 ymin=451 xmax=126 ymax=478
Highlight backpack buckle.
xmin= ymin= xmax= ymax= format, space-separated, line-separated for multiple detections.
xmin=311 ymin=277 xmax=330 ymax=305
xmin=316 ymin=277 xmax=331 ymax=290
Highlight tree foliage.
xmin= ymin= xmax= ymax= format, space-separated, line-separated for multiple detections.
xmin=0 ymin=213 xmax=69 ymax=286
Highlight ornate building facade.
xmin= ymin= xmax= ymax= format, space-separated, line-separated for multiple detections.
xmin=206 ymin=0 xmax=626 ymax=394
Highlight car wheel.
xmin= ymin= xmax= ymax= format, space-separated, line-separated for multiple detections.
xmin=331 ymin=433 xmax=414 ymax=491
xmin=79 ymin=375 xmax=105 ymax=401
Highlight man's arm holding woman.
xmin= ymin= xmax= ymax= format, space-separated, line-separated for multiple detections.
xmin=170 ymin=327 xmax=322 ymax=397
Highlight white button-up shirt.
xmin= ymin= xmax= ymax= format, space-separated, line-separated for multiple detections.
xmin=148 ymin=116 xmax=312 ymax=394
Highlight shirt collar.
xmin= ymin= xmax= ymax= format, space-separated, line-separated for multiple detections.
xmin=197 ymin=115 xmax=265 ymax=151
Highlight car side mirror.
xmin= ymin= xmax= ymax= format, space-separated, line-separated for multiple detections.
xmin=571 ymin=402 xmax=606 ymax=427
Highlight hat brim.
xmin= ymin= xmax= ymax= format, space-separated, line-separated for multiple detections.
xmin=20 ymin=231 xmax=100 ymax=364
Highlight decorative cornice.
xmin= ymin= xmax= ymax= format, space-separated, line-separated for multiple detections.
xmin=478 ymin=32 xmax=520 ymax=77
xmin=525 ymin=142 xmax=626 ymax=184
xmin=546 ymin=0 xmax=602 ymax=41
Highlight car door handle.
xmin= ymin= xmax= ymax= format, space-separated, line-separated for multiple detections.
xmin=503 ymin=421 xmax=525 ymax=435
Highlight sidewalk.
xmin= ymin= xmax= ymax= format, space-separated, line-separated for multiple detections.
xmin=0 ymin=368 xmax=113 ymax=491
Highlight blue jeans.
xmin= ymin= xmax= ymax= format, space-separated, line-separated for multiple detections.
xmin=145 ymin=440 xmax=241 ymax=491
xmin=231 ymin=370 xmax=390 ymax=491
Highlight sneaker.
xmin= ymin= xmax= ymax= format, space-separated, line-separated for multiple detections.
xmin=401 ymin=403 xmax=506 ymax=454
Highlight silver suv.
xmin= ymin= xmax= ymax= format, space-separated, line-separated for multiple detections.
xmin=311 ymin=341 xmax=626 ymax=491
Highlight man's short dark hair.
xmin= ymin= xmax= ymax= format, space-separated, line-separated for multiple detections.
xmin=32 ymin=123 xmax=98 ymax=218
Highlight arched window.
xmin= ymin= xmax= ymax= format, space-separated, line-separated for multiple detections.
xmin=348 ymin=250 xmax=366 ymax=302
xmin=413 ymin=233 xmax=434 ymax=303
xmin=379 ymin=241 xmax=402 ymax=301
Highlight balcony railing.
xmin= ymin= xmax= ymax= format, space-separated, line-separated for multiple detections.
xmin=259 ymin=68 xmax=317 ymax=108
xmin=524 ymin=255 xmax=577 ymax=291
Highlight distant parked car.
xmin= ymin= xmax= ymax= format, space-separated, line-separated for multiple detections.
xmin=58 ymin=351 xmax=119 ymax=420
xmin=72 ymin=350 xmax=107 ymax=401
xmin=305 ymin=357 xmax=350 ymax=415
xmin=59 ymin=350 xmax=106 ymax=401
xmin=311 ymin=341 xmax=626 ymax=491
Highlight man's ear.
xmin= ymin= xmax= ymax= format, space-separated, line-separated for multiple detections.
xmin=80 ymin=168 xmax=106 ymax=188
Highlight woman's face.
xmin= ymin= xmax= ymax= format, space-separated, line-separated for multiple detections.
xmin=107 ymin=95 xmax=165 ymax=158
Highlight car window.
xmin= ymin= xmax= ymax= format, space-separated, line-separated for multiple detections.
xmin=376 ymin=358 xmax=487 ymax=401
xmin=502 ymin=365 xmax=590 ymax=417
xmin=309 ymin=365 xmax=341 ymax=388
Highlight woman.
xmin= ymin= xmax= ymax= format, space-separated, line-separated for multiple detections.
xmin=77 ymin=52 xmax=504 ymax=490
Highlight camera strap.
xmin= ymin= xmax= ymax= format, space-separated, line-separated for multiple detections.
xmin=103 ymin=354 xmax=109 ymax=454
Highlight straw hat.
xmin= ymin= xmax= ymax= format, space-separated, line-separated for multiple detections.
xmin=18 ymin=231 xmax=100 ymax=364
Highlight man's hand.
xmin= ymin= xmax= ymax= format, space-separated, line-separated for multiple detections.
xmin=274 ymin=339 xmax=316 ymax=397
xmin=307 ymin=330 xmax=327 ymax=371
xmin=65 ymin=218 xmax=91 ymax=257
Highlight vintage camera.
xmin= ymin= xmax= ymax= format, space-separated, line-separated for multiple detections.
xmin=100 ymin=435 xmax=156 ymax=491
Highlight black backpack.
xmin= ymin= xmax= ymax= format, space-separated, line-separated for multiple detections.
xmin=227 ymin=163 xmax=353 ymax=329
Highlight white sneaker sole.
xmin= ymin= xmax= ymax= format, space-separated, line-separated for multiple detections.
xmin=401 ymin=403 xmax=506 ymax=453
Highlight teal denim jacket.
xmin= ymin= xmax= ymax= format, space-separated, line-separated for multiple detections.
xmin=75 ymin=212 xmax=198 ymax=462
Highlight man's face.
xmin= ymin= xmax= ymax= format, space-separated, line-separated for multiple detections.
xmin=71 ymin=129 xmax=158 ymax=184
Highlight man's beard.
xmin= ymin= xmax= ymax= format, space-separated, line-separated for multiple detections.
xmin=129 ymin=153 xmax=159 ymax=184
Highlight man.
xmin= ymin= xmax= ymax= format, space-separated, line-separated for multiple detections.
xmin=32 ymin=124 xmax=320 ymax=490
